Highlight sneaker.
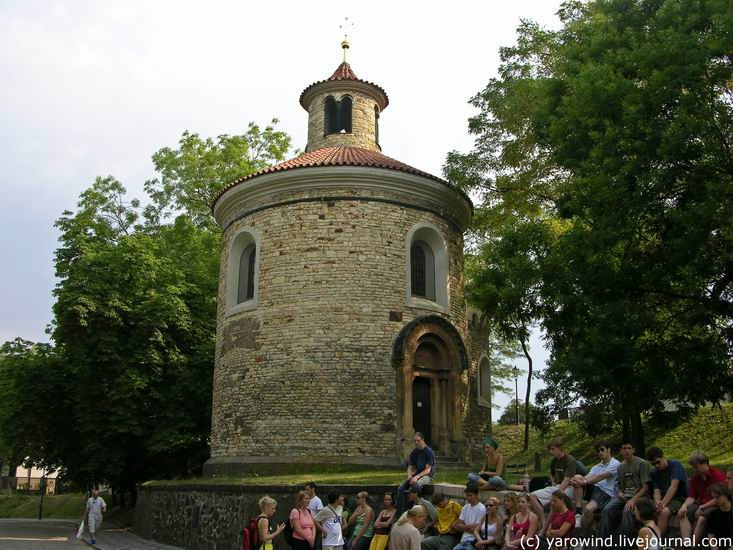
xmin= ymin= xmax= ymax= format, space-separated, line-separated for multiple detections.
xmin=575 ymin=513 xmax=582 ymax=528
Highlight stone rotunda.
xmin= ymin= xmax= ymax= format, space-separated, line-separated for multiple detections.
xmin=204 ymin=45 xmax=492 ymax=475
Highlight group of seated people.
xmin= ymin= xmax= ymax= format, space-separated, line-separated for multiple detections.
xmin=461 ymin=436 xmax=733 ymax=549
xmin=252 ymin=435 xmax=732 ymax=550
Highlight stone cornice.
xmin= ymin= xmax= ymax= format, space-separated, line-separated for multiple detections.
xmin=213 ymin=166 xmax=473 ymax=232
xmin=301 ymin=79 xmax=389 ymax=111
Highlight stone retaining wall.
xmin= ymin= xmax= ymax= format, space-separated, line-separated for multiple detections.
xmin=135 ymin=483 xmax=396 ymax=550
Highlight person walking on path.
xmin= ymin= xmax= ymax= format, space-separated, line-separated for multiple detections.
xmin=84 ymin=488 xmax=107 ymax=546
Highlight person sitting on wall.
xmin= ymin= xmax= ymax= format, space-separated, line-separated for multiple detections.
xmin=645 ymin=446 xmax=689 ymax=537
xmin=473 ymin=497 xmax=504 ymax=550
xmin=540 ymin=491 xmax=575 ymax=550
xmin=529 ymin=440 xmax=577 ymax=528
xmin=452 ymin=483 xmax=488 ymax=550
xmin=397 ymin=432 xmax=436 ymax=514
xmin=468 ymin=438 xmax=506 ymax=491
xmin=705 ymin=484 xmax=733 ymax=550
xmin=678 ymin=451 xmax=727 ymax=543
xmin=598 ymin=441 xmax=651 ymax=542
xmin=569 ymin=440 xmax=620 ymax=534
xmin=504 ymin=493 xmax=540 ymax=550
xmin=421 ymin=493 xmax=462 ymax=550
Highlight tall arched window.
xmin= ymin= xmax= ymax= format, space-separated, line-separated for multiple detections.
xmin=406 ymin=224 xmax=449 ymax=312
xmin=226 ymin=227 xmax=260 ymax=315
xmin=325 ymin=96 xmax=338 ymax=134
xmin=238 ymin=244 xmax=256 ymax=303
xmin=410 ymin=241 xmax=435 ymax=301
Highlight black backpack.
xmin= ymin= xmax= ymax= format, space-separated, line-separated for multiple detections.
xmin=284 ymin=509 xmax=303 ymax=545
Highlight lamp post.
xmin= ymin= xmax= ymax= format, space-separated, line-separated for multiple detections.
xmin=513 ymin=367 xmax=520 ymax=425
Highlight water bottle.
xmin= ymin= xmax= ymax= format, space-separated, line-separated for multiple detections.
xmin=522 ymin=473 xmax=530 ymax=492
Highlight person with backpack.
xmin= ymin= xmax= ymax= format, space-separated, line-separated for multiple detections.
xmin=290 ymin=490 xmax=316 ymax=550
xmin=250 ymin=496 xmax=285 ymax=550
xmin=315 ymin=490 xmax=345 ymax=550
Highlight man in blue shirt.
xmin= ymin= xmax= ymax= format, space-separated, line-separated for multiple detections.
xmin=646 ymin=446 xmax=689 ymax=536
xmin=396 ymin=431 xmax=435 ymax=514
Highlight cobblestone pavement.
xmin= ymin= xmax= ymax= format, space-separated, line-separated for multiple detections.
xmin=0 ymin=519 xmax=182 ymax=550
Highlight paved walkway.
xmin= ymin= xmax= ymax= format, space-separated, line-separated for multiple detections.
xmin=0 ymin=519 xmax=182 ymax=550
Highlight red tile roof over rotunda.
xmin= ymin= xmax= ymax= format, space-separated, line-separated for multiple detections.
xmin=212 ymin=146 xmax=472 ymax=208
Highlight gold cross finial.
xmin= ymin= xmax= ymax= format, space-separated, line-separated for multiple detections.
xmin=340 ymin=17 xmax=353 ymax=63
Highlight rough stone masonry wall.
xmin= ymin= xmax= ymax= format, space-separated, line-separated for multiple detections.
xmin=306 ymin=89 xmax=380 ymax=152
xmin=135 ymin=484 xmax=395 ymax=550
xmin=210 ymin=197 xmax=466 ymax=465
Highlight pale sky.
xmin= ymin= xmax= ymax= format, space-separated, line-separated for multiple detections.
xmin=0 ymin=0 xmax=563 ymax=411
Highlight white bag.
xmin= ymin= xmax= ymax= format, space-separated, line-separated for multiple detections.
xmin=76 ymin=520 xmax=85 ymax=539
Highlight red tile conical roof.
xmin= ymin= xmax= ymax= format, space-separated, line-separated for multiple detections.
xmin=329 ymin=62 xmax=357 ymax=81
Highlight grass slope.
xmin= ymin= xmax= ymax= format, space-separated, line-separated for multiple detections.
xmin=0 ymin=492 xmax=85 ymax=519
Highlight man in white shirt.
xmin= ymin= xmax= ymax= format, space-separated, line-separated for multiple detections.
xmin=570 ymin=441 xmax=620 ymax=534
xmin=84 ymin=488 xmax=107 ymax=545
xmin=452 ymin=484 xmax=486 ymax=550
xmin=307 ymin=482 xmax=325 ymax=514
xmin=315 ymin=490 xmax=344 ymax=550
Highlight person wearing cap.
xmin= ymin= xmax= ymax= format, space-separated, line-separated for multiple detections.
xmin=406 ymin=485 xmax=438 ymax=535
xmin=467 ymin=437 xmax=506 ymax=491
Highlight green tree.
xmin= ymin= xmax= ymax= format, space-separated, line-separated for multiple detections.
xmin=144 ymin=120 xmax=291 ymax=228
xmin=446 ymin=0 xmax=733 ymax=451
xmin=0 ymin=122 xmax=292 ymax=499
xmin=497 ymin=398 xmax=537 ymax=426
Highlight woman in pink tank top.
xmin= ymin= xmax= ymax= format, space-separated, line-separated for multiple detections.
xmin=505 ymin=494 xmax=539 ymax=550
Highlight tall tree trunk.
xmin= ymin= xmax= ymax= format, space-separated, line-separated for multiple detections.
xmin=520 ymin=335 xmax=533 ymax=451
xmin=622 ymin=400 xmax=631 ymax=444
xmin=630 ymin=407 xmax=645 ymax=456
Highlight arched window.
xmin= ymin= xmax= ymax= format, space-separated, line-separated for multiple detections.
xmin=477 ymin=356 xmax=491 ymax=408
xmin=325 ymin=96 xmax=338 ymax=134
xmin=324 ymin=95 xmax=353 ymax=135
xmin=238 ymin=244 xmax=256 ymax=303
xmin=406 ymin=224 xmax=449 ymax=312
xmin=339 ymin=96 xmax=352 ymax=133
xmin=410 ymin=241 xmax=435 ymax=301
xmin=226 ymin=228 xmax=260 ymax=315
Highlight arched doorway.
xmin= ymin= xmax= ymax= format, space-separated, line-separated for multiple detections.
xmin=392 ymin=316 xmax=468 ymax=458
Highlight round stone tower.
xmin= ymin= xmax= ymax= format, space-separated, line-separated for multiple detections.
xmin=205 ymin=46 xmax=492 ymax=475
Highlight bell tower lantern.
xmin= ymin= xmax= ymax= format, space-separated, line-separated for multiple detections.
xmin=300 ymin=40 xmax=389 ymax=152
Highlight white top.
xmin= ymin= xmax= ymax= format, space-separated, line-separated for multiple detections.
xmin=478 ymin=519 xmax=498 ymax=539
xmin=314 ymin=505 xmax=343 ymax=546
xmin=308 ymin=495 xmax=324 ymax=514
xmin=459 ymin=502 xmax=487 ymax=542
xmin=86 ymin=496 xmax=106 ymax=519
xmin=589 ymin=458 xmax=621 ymax=497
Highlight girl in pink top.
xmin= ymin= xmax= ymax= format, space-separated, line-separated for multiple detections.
xmin=290 ymin=491 xmax=315 ymax=550
xmin=505 ymin=494 xmax=539 ymax=550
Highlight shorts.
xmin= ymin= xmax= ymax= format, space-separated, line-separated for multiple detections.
xmin=663 ymin=498 xmax=684 ymax=515
xmin=531 ymin=484 xmax=574 ymax=506
xmin=685 ymin=502 xmax=717 ymax=522
xmin=590 ymin=487 xmax=613 ymax=510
